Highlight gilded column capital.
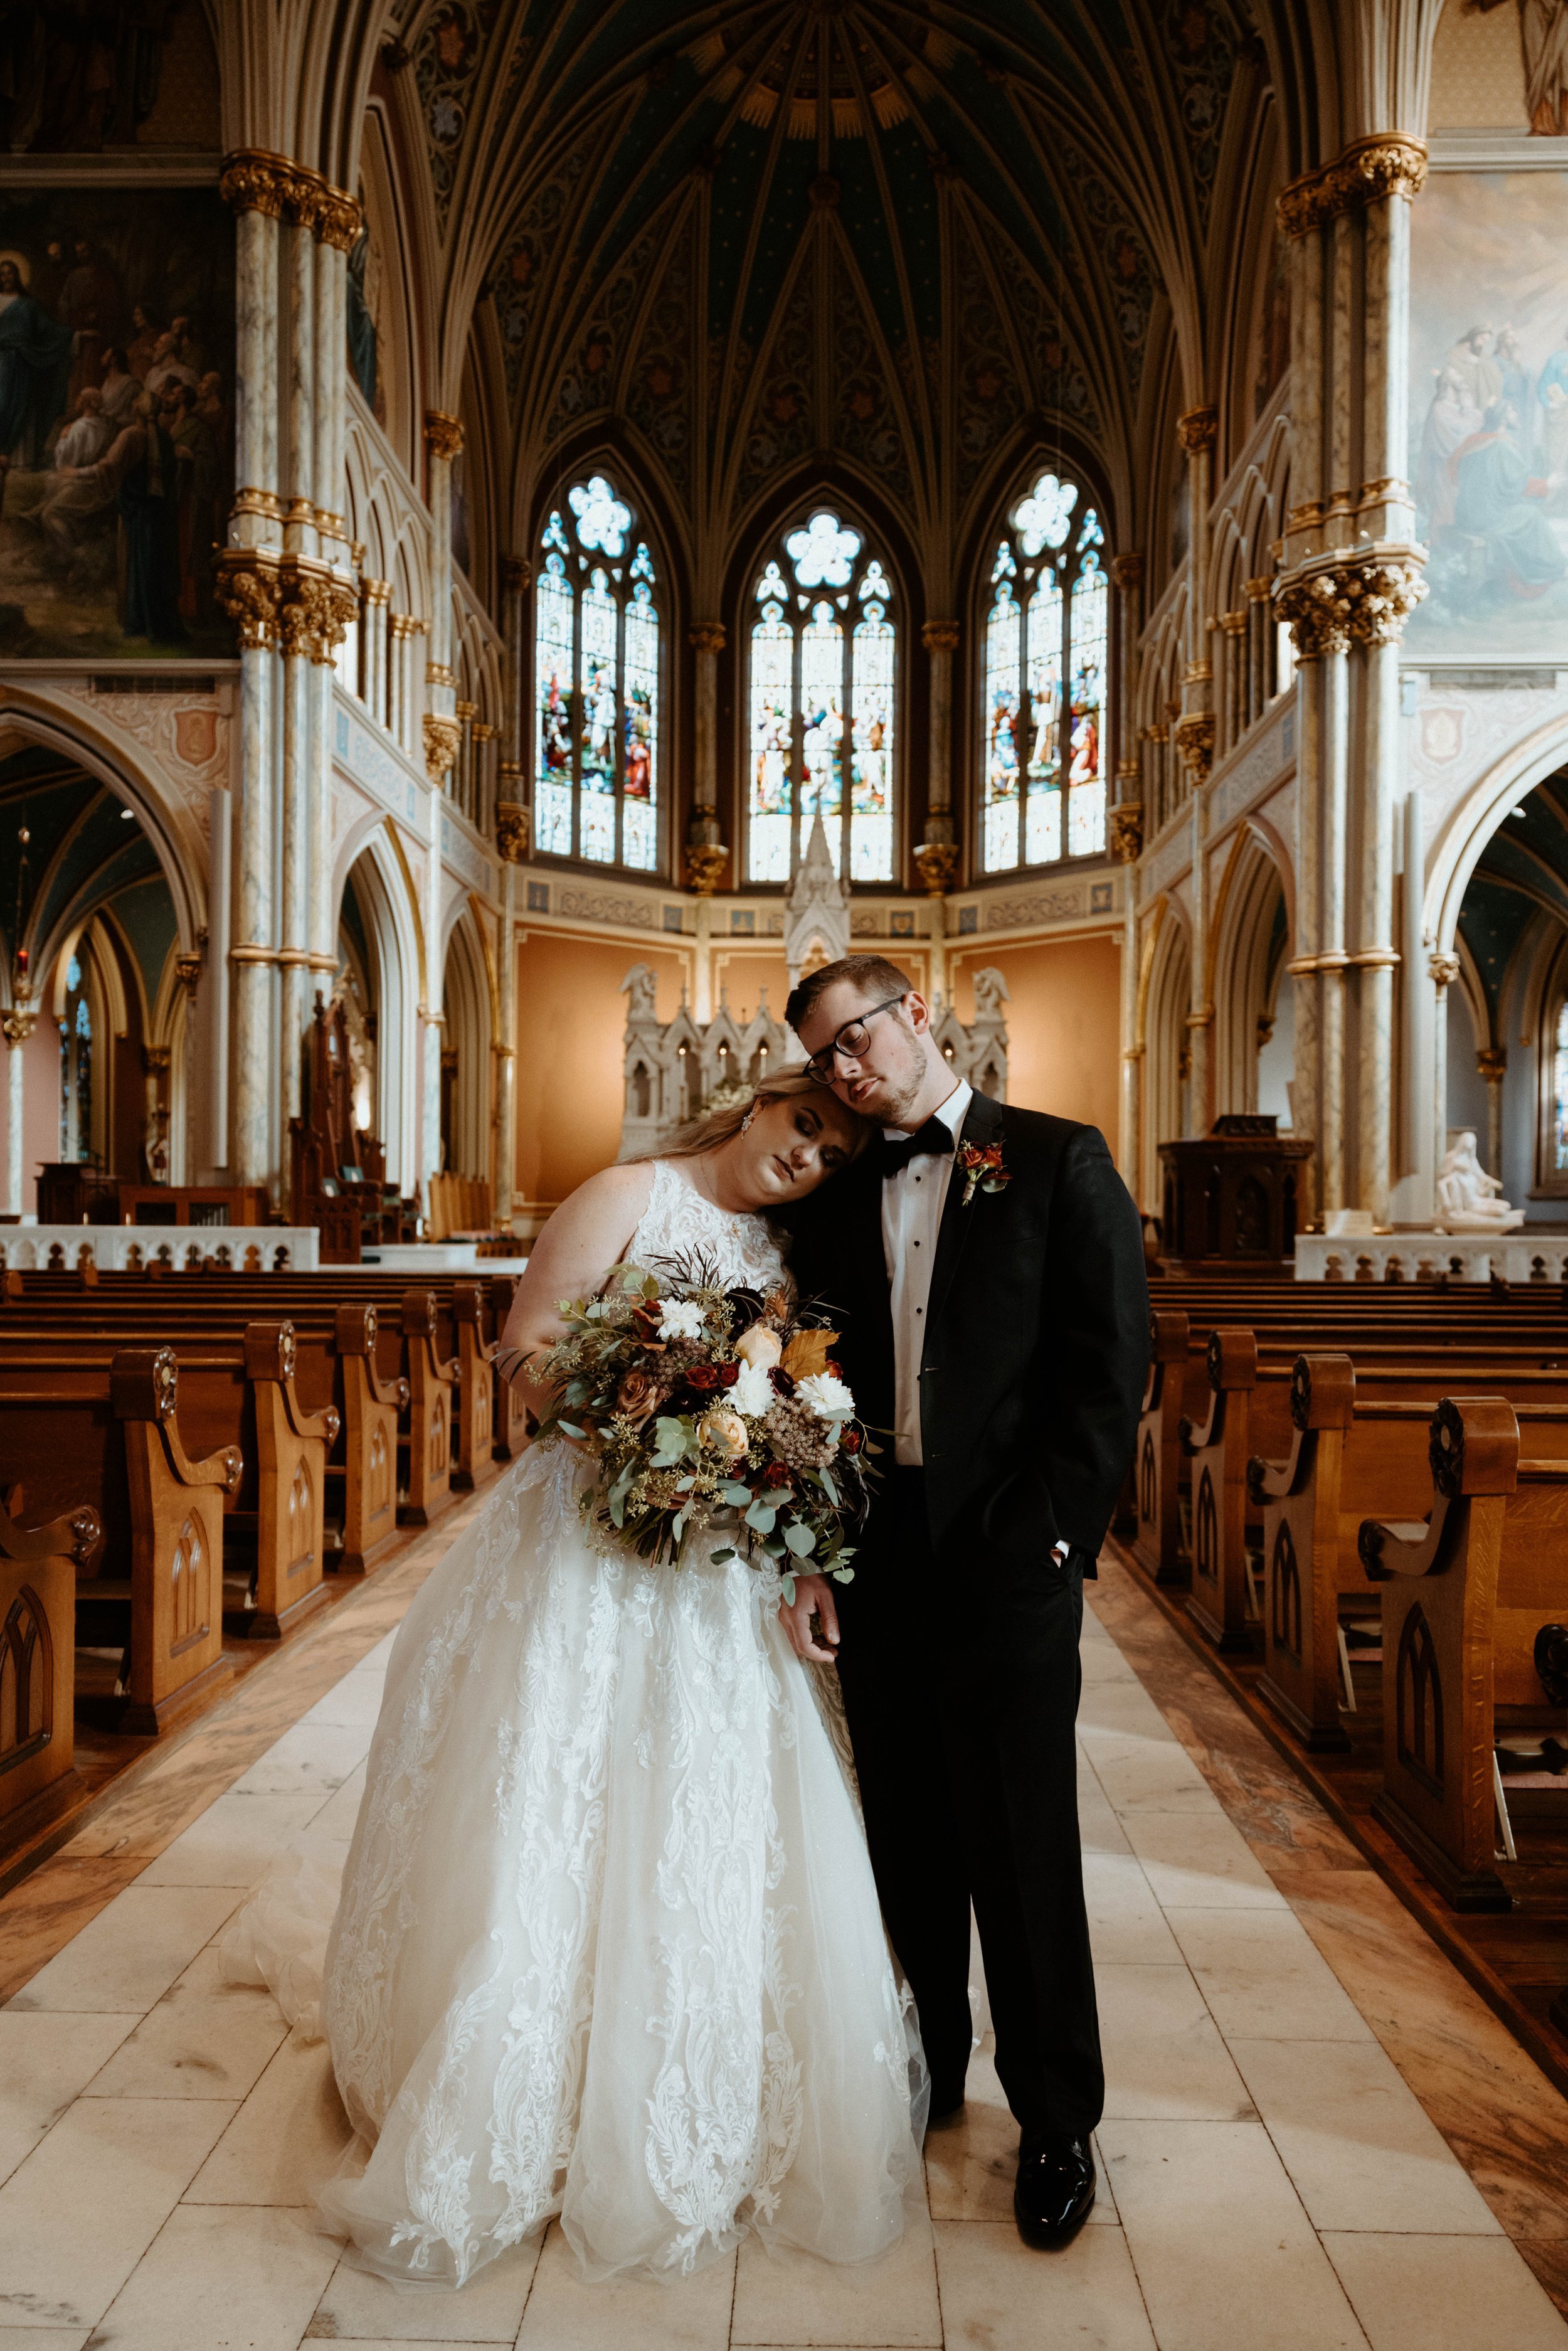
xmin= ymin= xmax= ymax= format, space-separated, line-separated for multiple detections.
xmin=920 ymin=620 xmax=961 ymax=654
xmin=496 ymin=802 xmax=531 ymax=862
xmin=1428 ymin=950 xmax=1462 ymax=991
xmin=214 ymin=548 xmax=282 ymax=648
xmin=314 ymin=184 xmax=361 ymax=252
xmin=423 ymin=713 xmax=462 ymax=784
xmin=361 ymin=577 xmax=392 ymax=606
xmin=1278 ymin=132 xmax=1428 ymax=238
xmin=1173 ymin=712 xmax=1216 ymax=782
xmin=426 ymin=662 xmax=456 ymax=688
xmin=424 ymin=409 xmax=465 ymax=462
xmin=1110 ymin=553 xmax=1145 ymax=594
xmin=142 ymin=1043 xmax=172 ymax=1077
xmin=1476 ymin=1044 xmax=1508 ymax=1081
xmin=1108 ymin=804 xmax=1144 ymax=864
xmin=1243 ymin=574 xmax=1273 ymax=602
xmin=913 ymin=841 xmax=960 ymax=896
xmin=218 ymin=148 xmax=294 ymax=220
xmin=174 ymin=951 xmax=203 ymax=998
xmin=502 ymin=555 xmax=532 ymax=595
xmin=1274 ymin=567 xmax=1355 ymax=660
xmin=1176 ymin=405 xmax=1218 ymax=455
xmin=1342 ymin=553 xmax=1428 ymax=645
xmin=685 ymin=842 xmax=729 ymax=894
xmin=2 ymin=1002 xmax=36 ymax=1047
xmin=275 ymin=559 xmax=354 ymax=662
xmin=689 ymin=620 xmax=727 ymax=655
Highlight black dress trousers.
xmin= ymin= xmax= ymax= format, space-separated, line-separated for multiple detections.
xmin=832 ymin=1463 xmax=1104 ymax=2141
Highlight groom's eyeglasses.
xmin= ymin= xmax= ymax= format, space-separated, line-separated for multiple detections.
xmin=803 ymin=994 xmax=908 ymax=1085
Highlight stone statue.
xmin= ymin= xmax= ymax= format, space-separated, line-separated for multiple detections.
xmin=972 ymin=967 xmax=1010 ymax=1023
xmin=620 ymin=963 xmax=659 ymax=1022
xmin=1434 ymin=1129 xmax=1525 ymax=1231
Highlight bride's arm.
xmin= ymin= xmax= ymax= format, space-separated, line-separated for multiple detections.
xmin=496 ymin=1163 xmax=655 ymax=1425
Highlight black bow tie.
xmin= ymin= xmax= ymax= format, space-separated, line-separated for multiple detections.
xmin=882 ymin=1117 xmax=958 ymax=1179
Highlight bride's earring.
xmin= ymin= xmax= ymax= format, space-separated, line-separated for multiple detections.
xmin=740 ymin=1101 xmax=758 ymax=1132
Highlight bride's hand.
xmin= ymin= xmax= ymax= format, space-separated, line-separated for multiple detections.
xmin=780 ymin=1571 xmax=840 ymax=1664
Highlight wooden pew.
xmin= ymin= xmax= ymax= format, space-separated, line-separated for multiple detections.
xmin=398 ymin=1290 xmax=460 ymax=1527
xmin=1246 ymin=1356 xmax=1568 ymax=1751
xmin=0 ymin=1489 xmax=102 ymax=1824
xmin=452 ymin=1281 xmax=501 ymax=1492
xmin=1176 ymin=1327 xmax=1568 ymax=1650
xmin=1360 ymin=1396 xmax=1568 ymax=1912
xmin=1130 ymin=1310 xmax=1190 ymax=1583
xmin=332 ymin=1303 xmax=408 ymax=1573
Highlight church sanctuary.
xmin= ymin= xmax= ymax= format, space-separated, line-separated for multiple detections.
xmin=9 ymin=0 xmax=1568 ymax=2344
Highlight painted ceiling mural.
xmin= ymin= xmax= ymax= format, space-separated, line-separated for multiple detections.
xmin=403 ymin=0 xmax=1250 ymax=576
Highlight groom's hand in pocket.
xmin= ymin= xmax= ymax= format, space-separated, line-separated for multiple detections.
xmin=780 ymin=1572 xmax=840 ymax=1663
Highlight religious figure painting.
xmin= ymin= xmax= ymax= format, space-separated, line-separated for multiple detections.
xmin=0 ymin=188 xmax=236 ymax=659
xmin=1407 ymin=167 xmax=1568 ymax=659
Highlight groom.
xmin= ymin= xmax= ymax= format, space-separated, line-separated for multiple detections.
xmin=780 ymin=956 xmax=1148 ymax=2249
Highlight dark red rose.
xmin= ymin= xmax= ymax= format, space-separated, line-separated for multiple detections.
xmin=686 ymin=1364 xmax=721 ymax=1394
xmin=763 ymin=1461 xmax=791 ymax=1489
xmin=769 ymin=1366 xmax=797 ymax=1397
xmin=826 ymin=1358 xmax=844 ymax=1380
xmin=718 ymin=1360 xmax=740 ymax=1387
xmin=840 ymin=1426 xmax=863 ymax=1455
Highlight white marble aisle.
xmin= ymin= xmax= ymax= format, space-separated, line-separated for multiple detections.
xmin=3 ymin=1593 xmax=1567 ymax=2351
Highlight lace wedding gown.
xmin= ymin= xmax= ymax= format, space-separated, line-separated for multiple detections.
xmin=227 ymin=1160 xmax=926 ymax=2288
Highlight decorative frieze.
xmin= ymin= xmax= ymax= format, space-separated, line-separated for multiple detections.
xmin=558 ymin=888 xmax=657 ymax=929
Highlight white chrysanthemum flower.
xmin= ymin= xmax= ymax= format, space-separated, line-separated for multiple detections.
xmin=731 ymin=1358 xmax=774 ymax=1418
xmin=795 ymin=1370 xmax=855 ymax=1420
xmin=657 ymin=1299 xmax=705 ymax=1341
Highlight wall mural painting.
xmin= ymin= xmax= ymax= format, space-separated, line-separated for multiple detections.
xmin=1408 ymin=168 xmax=1568 ymax=660
xmin=0 ymin=187 xmax=235 ymax=659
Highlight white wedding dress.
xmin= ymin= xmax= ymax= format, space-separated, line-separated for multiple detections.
xmin=227 ymin=1160 xmax=926 ymax=2289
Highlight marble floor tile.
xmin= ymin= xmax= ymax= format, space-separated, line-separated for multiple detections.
xmin=1084 ymin=1738 xmax=1217 ymax=1817
xmin=0 ymin=2332 xmax=91 ymax=2350
xmin=1230 ymin=2040 xmax=1503 ymax=2238
xmin=1323 ymin=2231 xmax=1568 ymax=2350
xmin=933 ymin=2216 xmax=1157 ymax=2350
xmin=1162 ymin=1908 xmax=1376 ymax=2042
xmin=80 ymin=1943 xmax=289 ymax=2103
xmin=1099 ymin=2118 xmax=1370 ymax=2351
xmin=230 ymin=1720 xmax=374 ymax=1798
xmin=516 ymin=2221 xmax=733 ymax=2350
xmin=1081 ymin=1633 xmax=1140 ymax=1684
xmin=1098 ymin=1962 xmax=1254 ymax=2123
xmin=135 ymin=1787 xmax=332 ymax=1888
xmin=0 ymin=2009 xmax=137 ymax=2185
xmin=5 ymin=1882 xmax=241 ymax=2015
xmin=1120 ymin=1808 xmax=1291 ymax=1911
xmin=184 ymin=2032 xmax=354 ymax=2205
xmin=310 ymin=1760 xmax=371 ymax=1840
xmin=923 ymin=2040 xmax=1120 ymax=2229
xmin=1077 ymin=1677 xmax=1186 ymax=1746
xmin=309 ymin=2237 xmax=541 ymax=2340
xmin=731 ymin=2222 xmax=942 ymax=2347
xmin=295 ymin=1667 xmax=391 ymax=1733
xmin=1083 ymin=1853 xmax=1185 ymax=1966
xmin=89 ymin=2199 xmax=340 ymax=2351
xmin=1078 ymin=1775 xmax=1135 ymax=1857
xmin=0 ymin=2093 xmax=233 ymax=2332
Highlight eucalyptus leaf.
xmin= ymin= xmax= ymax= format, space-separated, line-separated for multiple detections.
xmin=744 ymin=1500 xmax=776 ymax=1535
xmin=556 ymin=1420 xmax=585 ymax=1440
xmin=783 ymin=1522 xmax=816 ymax=1558
xmin=720 ymin=1482 xmax=755 ymax=1506
xmin=710 ymin=1546 xmax=738 ymax=1565
xmin=780 ymin=1571 xmax=798 ymax=1606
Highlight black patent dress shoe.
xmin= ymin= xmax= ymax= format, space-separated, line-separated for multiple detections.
xmin=1014 ymin=2134 xmax=1095 ymax=2248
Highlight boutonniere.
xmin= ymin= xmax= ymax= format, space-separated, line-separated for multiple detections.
xmin=956 ymin=1140 xmax=1010 ymax=1207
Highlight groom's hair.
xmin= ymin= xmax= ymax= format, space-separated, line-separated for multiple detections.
xmin=785 ymin=954 xmax=915 ymax=1038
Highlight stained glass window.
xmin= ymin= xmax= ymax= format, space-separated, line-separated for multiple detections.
xmin=981 ymin=470 xmax=1108 ymax=873
xmin=1554 ymin=998 xmax=1568 ymax=1176
xmin=532 ymin=475 xmax=660 ymax=871
xmin=746 ymin=509 xmax=896 ymax=884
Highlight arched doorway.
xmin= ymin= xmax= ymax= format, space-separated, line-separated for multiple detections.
xmin=1140 ymin=908 xmax=1192 ymax=1213
xmin=440 ymin=905 xmax=492 ymax=1182
xmin=331 ymin=832 xmax=416 ymax=1191
xmin=1212 ymin=830 xmax=1294 ymax=1130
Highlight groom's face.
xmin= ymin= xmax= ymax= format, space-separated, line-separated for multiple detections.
xmin=796 ymin=980 xmax=931 ymax=1125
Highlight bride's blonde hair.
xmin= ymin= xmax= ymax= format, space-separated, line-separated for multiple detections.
xmin=634 ymin=1064 xmax=874 ymax=1166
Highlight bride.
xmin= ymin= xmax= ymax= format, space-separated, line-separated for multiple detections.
xmin=228 ymin=1068 xmax=928 ymax=2290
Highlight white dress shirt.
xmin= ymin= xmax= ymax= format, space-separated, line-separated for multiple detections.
xmin=881 ymin=1080 xmax=970 ymax=1465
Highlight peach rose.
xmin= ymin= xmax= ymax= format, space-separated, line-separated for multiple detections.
xmin=616 ymin=1368 xmax=658 ymax=1425
xmin=734 ymin=1325 xmax=783 ymax=1370
xmin=697 ymin=1406 xmax=748 ymax=1458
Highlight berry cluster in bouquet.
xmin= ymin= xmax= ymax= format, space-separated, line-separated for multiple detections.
xmin=530 ymin=1254 xmax=878 ymax=1597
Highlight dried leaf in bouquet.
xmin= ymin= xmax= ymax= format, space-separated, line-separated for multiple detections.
xmin=781 ymin=1327 xmax=839 ymax=1382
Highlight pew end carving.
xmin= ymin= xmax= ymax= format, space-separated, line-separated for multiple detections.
xmin=0 ymin=1492 xmax=102 ymax=1826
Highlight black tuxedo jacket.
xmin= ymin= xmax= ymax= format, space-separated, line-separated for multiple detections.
xmin=783 ymin=1091 xmax=1149 ymax=1573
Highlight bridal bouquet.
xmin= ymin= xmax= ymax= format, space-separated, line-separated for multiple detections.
xmin=531 ymin=1256 xmax=876 ymax=1594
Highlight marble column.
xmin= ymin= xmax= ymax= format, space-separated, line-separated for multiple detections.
xmin=421 ymin=411 xmax=463 ymax=1196
xmin=914 ymin=617 xmax=960 ymax=884
xmin=1108 ymin=554 xmax=1144 ymax=865
xmin=498 ymin=555 xmax=531 ymax=856
xmin=687 ymin=621 xmax=728 ymax=890
xmin=1478 ymin=1046 xmax=1508 ymax=1186
xmin=3 ymin=1007 xmax=34 ymax=1215
xmin=1173 ymin=411 xmax=1217 ymax=1135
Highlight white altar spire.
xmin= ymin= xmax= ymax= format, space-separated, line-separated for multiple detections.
xmin=785 ymin=811 xmax=850 ymax=988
